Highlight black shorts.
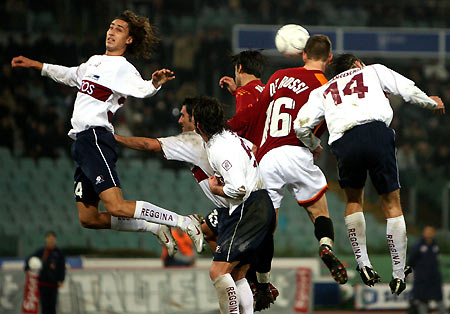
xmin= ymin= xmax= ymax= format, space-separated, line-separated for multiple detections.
xmin=330 ymin=121 xmax=400 ymax=195
xmin=71 ymin=127 xmax=121 ymax=202
xmin=213 ymin=189 xmax=276 ymax=264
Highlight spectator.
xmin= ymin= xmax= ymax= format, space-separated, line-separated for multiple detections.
xmin=408 ymin=226 xmax=448 ymax=314
xmin=24 ymin=231 xmax=66 ymax=314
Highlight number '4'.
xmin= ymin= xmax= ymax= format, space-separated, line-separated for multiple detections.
xmin=324 ymin=73 xmax=368 ymax=105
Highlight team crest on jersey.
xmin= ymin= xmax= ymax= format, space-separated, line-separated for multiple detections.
xmin=95 ymin=175 xmax=104 ymax=185
xmin=216 ymin=245 xmax=222 ymax=253
xmin=222 ymin=160 xmax=232 ymax=171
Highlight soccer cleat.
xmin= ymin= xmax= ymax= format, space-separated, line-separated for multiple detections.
xmin=404 ymin=265 xmax=412 ymax=278
xmin=156 ymin=225 xmax=177 ymax=257
xmin=269 ymin=283 xmax=279 ymax=300
xmin=254 ymin=283 xmax=275 ymax=311
xmin=319 ymin=244 xmax=348 ymax=284
xmin=389 ymin=278 xmax=406 ymax=295
xmin=184 ymin=214 xmax=204 ymax=253
xmin=356 ymin=265 xmax=381 ymax=287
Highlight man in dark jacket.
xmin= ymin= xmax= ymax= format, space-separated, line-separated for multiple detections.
xmin=408 ymin=226 xmax=447 ymax=314
xmin=25 ymin=231 xmax=66 ymax=314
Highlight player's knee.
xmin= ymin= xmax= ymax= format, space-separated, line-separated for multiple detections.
xmin=79 ymin=216 xmax=98 ymax=229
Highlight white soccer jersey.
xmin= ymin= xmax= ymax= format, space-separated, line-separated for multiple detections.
xmin=294 ymin=64 xmax=438 ymax=149
xmin=205 ymin=130 xmax=264 ymax=214
xmin=158 ymin=131 xmax=229 ymax=208
xmin=41 ymin=55 xmax=160 ymax=139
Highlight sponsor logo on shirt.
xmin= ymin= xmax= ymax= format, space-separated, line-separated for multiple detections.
xmin=221 ymin=160 xmax=232 ymax=171
xmin=79 ymin=80 xmax=112 ymax=102
xmin=216 ymin=245 xmax=222 ymax=253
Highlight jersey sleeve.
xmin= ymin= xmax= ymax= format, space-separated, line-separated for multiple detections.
xmin=372 ymin=64 xmax=437 ymax=109
xmin=41 ymin=62 xmax=87 ymax=89
xmin=294 ymin=89 xmax=325 ymax=150
xmin=227 ymin=106 xmax=251 ymax=135
xmin=158 ymin=132 xmax=202 ymax=164
xmin=112 ymin=63 xmax=161 ymax=98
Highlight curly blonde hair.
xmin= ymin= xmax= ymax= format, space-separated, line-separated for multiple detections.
xmin=116 ymin=10 xmax=159 ymax=59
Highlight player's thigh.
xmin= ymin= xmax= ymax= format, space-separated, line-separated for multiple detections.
xmin=366 ymin=125 xmax=400 ymax=195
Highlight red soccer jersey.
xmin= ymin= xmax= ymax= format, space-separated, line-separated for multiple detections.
xmin=253 ymin=67 xmax=328 ymax=162
xmin=227 ymin=79 xmax=265 ymax=144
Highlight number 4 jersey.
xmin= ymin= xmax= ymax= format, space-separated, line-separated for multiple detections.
xmin=295 ymin=64 xmax=438 ymax=148
xmin=254 ymin=67 xmax=328 ymax=162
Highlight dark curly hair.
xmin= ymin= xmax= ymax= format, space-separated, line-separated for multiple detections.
xmin=330 ymin=53 xmax=362 ymax=76
xmin=192 ymin=96 xmax=228 ymax=139
xmin=231 ymin=50 xmax=266 ymax=78
xmin=116 ymin=10 xmax=159 ymax=59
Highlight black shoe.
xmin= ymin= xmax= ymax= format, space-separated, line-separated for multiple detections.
xmin=254 ymin=283 xmax=274 ymax=312
xmin=404 ymin=265 xmax=412 ymax=278
xmin=356 ymin=265 xmax=381 ymax=287
xmin=319 ymin=244 xmax=348 ymax=284
xmin=389 ymin=278 xmax=406 ymax=295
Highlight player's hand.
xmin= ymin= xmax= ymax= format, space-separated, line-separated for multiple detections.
xmin=219 ymin=76 xmax=237 ymax=94
xmin=430 ymin=96 xmax=445 ymax=115
xmin=311 ymin=145 xmax=323 ymax=159
xmin=152 ymin=69 xmax=175 ymax=88
xmin=11 ymin=56 xmax=43 ymax=70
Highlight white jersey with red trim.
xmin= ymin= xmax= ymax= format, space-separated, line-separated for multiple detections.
xmin=41 ymin=55 xmax=160 ymax=139
xmin=205 ymin=130 xmax=264 ymax=214
xmin=295 ymin=64 xmax=438 ymax=149
xmin=158 ymin=131 xmax=229 ymax=208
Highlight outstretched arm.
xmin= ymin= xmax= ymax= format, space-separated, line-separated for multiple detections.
xmin=11 ymin=56 xmax=43 ymax=71
xmin=219 ymin=76 xmax=237 ymax=94
xmin=114 ymin=134 xmax=162 ymax=152
xmin=429 ymin=96 xmax=445 ymax=114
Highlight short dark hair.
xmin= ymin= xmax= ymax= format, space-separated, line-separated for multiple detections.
xmin=331 ymin=53 xmax=362 ymax=76
xmin=304 ymin=34 xmax=332 ymax=62
xmin=116 ymin=10 xmax=159 ymax=59
xmin=192 ymin=96 xmax=228 ymax=139
xmin=181 ymin=97 xmax=198 ymax=118
xmin=231 ymin=50 xmax=265 ymax=78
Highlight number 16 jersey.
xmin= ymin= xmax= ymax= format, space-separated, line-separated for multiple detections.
xmin=255 ymin=67 xmax=328 ymax=162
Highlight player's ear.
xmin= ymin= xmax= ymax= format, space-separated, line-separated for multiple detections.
xmin=354 ymin=60 xmax=364 ymax=69
xmin=302 ymin=51 xmax=307 ymax=63
xmin=327 ymin=54 xmax=333 ymax=65
xmin=126 ymin=36 xmax=133 ymax=45
xmin=237 ymin=64 xmax=243 ymax=74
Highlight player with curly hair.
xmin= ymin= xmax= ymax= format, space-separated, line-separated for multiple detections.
xmin=11 ymin=10 xmax=204 ymax=254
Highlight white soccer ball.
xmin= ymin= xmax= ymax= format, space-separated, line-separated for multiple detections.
xmin=28 ymin=256 xmax=42 ymax=270
xmin=275 ymin=24 xmax=310 ymax=58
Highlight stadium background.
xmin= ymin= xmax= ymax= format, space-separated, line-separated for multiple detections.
xmin=0 ymin=0 xmax=449 ymax=312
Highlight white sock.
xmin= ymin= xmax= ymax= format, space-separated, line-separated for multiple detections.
xmin=386 ymin=215 xmax=407 ymax=280
xmin=134 ymin=201 xmax=178 ymax=227
xmin=110 ymin=216 xmax=161 ymax=234
xmin=235 ymin=278 xmax=253 ymax=314
xmin=256 ymin=272 xmax=271 ymax=284
xmin=345 ymin=212 xmax=372 ymax=268
xmin=213 ymin=274 xmax=240 ymax=314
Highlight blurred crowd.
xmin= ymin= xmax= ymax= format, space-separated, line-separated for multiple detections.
xmin=1 ymin=0 xmax=449 ymax=220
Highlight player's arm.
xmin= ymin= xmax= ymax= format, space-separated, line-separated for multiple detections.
xmin=294 ymin=90 xmax=325 ymax=151
xmin=208 ymin=175 xmax=226 ymax=197
xmin=115 ymin=65 xmax=175 ymax=98
xmin=374 ymin=64 xmax=445 ymax=114
xmin=11 ymin=56 xmax=43 ymax=71
xmin=114 ymin=134 xmax=162 ymax=152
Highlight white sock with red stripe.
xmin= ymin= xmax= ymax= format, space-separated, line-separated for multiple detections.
xmin=110 ymin=216 xmax=160 ymax=234
xmin=345 ymin=212 xmax=372 ymax=268
xmin=134 ymin=201 xmax=179 ymax=228
xmin=235 ymin=278 xmax=253 ymax=314
xmin=213 ymin=274 xmax=240 ymax=314
xmin=386 ymin=215 xmax=407 ymax=280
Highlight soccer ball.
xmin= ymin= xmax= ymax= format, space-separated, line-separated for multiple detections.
xmin=275 ymin=24 xmax=310 ymax=58
xmin=28 ymin=256 xmax=42 ymax=270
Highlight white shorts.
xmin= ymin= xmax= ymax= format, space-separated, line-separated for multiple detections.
xmin=259 ymin=145 xmax=328 ymax=209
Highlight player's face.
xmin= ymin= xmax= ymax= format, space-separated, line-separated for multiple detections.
xmin=105 ymin=19 xmax=133 ymax=55
xmin=178 ymin=105 xmax=195 ymax=132
xmin=45 ymin=234 xmax=56 ymax=247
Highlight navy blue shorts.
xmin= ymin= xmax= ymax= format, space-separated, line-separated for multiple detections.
xmin=213 ymin=189 xmax=276 ymax=264
xmin=71 ymin=127 xmax=121 ymax=202
xmin=330 ymin=121 xmax=400 ymax=195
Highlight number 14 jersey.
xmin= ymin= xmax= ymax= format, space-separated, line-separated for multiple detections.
xmin=254 ymin=67 xmax=328 ymax=162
